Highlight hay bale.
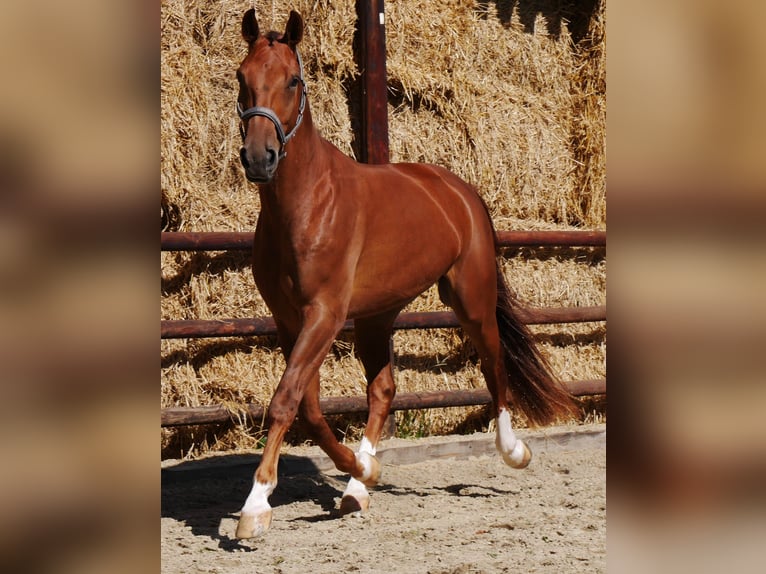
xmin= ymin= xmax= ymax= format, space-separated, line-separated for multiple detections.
xmin=161 ymin=0 xmax=606 ymax=458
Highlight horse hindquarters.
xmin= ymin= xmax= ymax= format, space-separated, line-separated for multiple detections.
xmin=435 ymin=184 xmax=576 ymax=466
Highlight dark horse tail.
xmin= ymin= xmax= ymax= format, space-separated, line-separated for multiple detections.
xmin=494 ymin=261 xmax=578 ymax=426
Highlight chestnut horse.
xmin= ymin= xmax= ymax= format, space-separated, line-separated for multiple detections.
xmin=234 ymin=9 xmax=575 ymax=539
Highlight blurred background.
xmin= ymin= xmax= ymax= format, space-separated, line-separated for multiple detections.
xmin=0 ymin=1 xmax=157 ymax=572
xmin=608 ymin=0 xmax=766 ymax=572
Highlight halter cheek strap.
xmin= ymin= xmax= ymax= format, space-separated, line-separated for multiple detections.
xmin=237 ymin=50 xmax=306 ymax=160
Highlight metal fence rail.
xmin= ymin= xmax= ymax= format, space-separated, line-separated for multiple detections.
xmin=161 ymin=230 xmax=606 ymax=251
xmin=161 ymin=380 xmax=606 ymax=426
xmin=161 ymin=229 xmax=606 ymax=427
xmin=161 ymin=306 xmax=606 ymax=339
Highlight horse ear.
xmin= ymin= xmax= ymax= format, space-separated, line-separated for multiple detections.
xmin=242 ymin=8 xmax=259 ymax=46
xmin=282 ymin=10 xmax=303 ymax=48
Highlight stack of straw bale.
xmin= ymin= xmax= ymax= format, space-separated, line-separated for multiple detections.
xmin=161 ymin=0 xmax=605 ymax=458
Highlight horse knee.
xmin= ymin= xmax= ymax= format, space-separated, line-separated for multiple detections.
xmin=368 ymin=378 xmax=395 ymax=403
xmin=267 ymin=401 xmax=298 ymax=428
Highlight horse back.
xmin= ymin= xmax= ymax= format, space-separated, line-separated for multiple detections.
xmin=338 ymin=158 xmax=495 ymax=316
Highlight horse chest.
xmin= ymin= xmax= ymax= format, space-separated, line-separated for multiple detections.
xmin=254 ymin=228 xmax=352 ymax=306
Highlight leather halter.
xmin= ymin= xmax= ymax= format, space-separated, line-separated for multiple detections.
xmin=237 ymin=50 xmax=306 ymax=160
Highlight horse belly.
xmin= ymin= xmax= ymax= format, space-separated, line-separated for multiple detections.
xmin=348 ymin=232 xmax=458 ymax=317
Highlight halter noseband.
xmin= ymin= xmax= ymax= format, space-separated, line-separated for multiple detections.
xmin=237 ymin=50 xmax=306 ymax=160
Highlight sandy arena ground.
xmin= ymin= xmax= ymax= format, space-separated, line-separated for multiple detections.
xmin=162 ymin=424 xmax=605 ymax=573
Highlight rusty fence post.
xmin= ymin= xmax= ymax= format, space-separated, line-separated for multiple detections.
xmin=357 ymin=0 xmax=389 ymax=164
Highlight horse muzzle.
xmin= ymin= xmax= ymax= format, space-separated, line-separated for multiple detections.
xmin=240 ymin=145 xmax=279 ymax=183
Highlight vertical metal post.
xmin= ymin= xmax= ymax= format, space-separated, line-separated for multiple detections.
xmin=357 ymin=0 xmax=389 ymax=164
xmin=357 ymin=0 xmax=393 ymax=436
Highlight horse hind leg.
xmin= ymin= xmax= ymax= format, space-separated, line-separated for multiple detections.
xmin=439 ymin=271 xmax=533 ymax=470
xmin=338 ymin=310 xmax=400 ymax=515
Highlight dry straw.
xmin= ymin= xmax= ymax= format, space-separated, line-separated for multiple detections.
xmin=161 ymin=0 xmax=605 ymax=459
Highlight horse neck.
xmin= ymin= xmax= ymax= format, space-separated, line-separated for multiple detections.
xmin=257 ymin=104 xmax=329 ymax=214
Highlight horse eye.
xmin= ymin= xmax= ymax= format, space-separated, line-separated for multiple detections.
xmin=289 ymin=76 xmax=300 ymax=89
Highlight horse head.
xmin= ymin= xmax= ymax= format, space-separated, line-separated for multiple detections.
xmin=236 ymin=9 xmax=306 ymax=183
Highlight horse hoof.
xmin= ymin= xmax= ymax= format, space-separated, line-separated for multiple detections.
xmin=502 ymin=439 xmax=532 ymax=469
xmin=357 ymin=451 xmax=381 ymax=487
xmin=339 ymin=493 xmax=370 ymax=515
xmin=235 ymin=510 xmax=272 ymax=539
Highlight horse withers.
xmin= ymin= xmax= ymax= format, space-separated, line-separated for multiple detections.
xmin=233 ymin=9 xmax=576 ymax=539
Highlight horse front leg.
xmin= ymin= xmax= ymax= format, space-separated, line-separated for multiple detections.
xmin=235 ymin=378 xmax=308 ymax=538
xmin=297 ymin=372 xmax=381 ymax=482
xmin=235 ymin=305 xmax=340 ymax=539
xmin=235 ymin=303 xmax=379 ymax=539
xmin=339 ymin=311 xmax=399 ymax=515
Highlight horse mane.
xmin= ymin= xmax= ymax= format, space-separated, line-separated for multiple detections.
xmin=265 ymin=31 xmax=284 ymax=45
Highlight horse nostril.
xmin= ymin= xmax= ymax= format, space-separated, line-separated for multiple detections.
xmin=239 ymin=147 xmax=250 ymax=168
xmin=266 ymin=147 xmax=277 ymax=167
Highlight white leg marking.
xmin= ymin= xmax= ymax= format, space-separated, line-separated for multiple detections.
xmin=495 ymin=408 xmax=518 ymax=451
xmin=241 ymin=480 xmax=275 ymax=516
xmin=341 ymin=437 xmax=377 ymax=510
xmin=236 ymin=480 xmax=276 ymax=538
xmin=343 ymin=476 xmax=369 ymax=500
xmin=359 ymin=436 xmax=377 ymax=456
xmin=495 ymin=408 xmax=527 ymax=467
xmin=356 ymin=436 xmax=377 ymax=482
